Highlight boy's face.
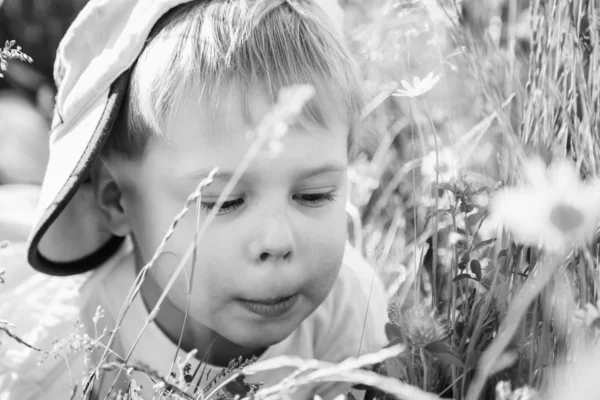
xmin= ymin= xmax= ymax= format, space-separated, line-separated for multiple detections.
xmin=114 ymin=85 xmax=349 ymax=349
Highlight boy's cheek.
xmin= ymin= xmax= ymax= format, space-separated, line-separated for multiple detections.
xmin=306 ymin=214 xmax=346 ymax=272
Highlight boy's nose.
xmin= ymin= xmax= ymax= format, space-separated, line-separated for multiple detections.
xmin=251 ymin=213 xmax=294 ymax=263
xmin=259 ymin=248 xmax=291 ymax=262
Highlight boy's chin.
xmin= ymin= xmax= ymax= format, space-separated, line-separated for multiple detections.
xmin=223 ymin=319 xmax=300 ymax=349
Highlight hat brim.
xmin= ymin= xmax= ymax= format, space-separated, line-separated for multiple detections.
xmin=27 ymin=72 xmax=130 ymax=276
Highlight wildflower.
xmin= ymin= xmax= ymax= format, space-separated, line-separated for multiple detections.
xmin=490 ymin=157 xmax=600 ymax=255
xmin=0 ymin=40 xmax=33 ymax=78
xmin=92 ymin=305 xmax=105 ymax=326
xmin=396 ymin=303 xmax=449 ymax=347
xmin=496 ymin=381 xmax=539 ymax=400
xmin=393 ymin=72 xmax=442 ymax=98
xmin=421 ymin=147 xmax=459 ymax=184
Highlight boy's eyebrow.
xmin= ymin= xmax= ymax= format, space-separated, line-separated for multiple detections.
xmin=297 ymin=162 xmax=347 ymax=178
xmin=182 ymin=163 xmax=347 ymax=182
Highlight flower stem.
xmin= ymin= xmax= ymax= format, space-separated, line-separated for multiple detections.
xmin=420 ymin=347 xmax=429 ymax=392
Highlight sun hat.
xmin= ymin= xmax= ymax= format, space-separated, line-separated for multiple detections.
xmin=26 ymin=0 xmax=346 ymax=276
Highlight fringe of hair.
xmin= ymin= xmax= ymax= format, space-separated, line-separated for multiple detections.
xmin=105 ymin=0 xmax=364 ymax=159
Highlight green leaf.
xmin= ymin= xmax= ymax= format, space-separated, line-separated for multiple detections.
xmin=438 ymin=182 xmax=455 ymax=193
xmin=459 ymin=252 xmax=470 ymax=264
xmin=472 ymin=186 xmax=488 ymax=195
xmin=384 ymin=356 xmax=408 ymax=382
xmin=384 ymin=337 xmax=404 ymax=349
xmin=425 ymin=209 xmax=451 ymax=225
xmin=465 ymin=350 xmax=480 ymax=370
xmin=424 ymin=341 xmax=465 ymax=367
xmin=384 ymin=322 xmax=403 ymax=340
xmin=497 ymin=249 xmax=508 ymax=261
xmin=472 ymin=238 xmax=496 ymax=252
xmin=458 ymin=252 xmax=469 ymax=270
xmin=452 ymin=273 xmax=472 ymax=282
xmin=459 ymin=200 xmax=474 ymax=213
xmin=470 ymin=259 xmax=482 ymax=280
xmin=223 ymin=374 xmax=253 ymax=397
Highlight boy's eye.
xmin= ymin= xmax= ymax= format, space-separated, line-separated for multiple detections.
xmin=200 ymin=198 xmax=244 ymax=215
xmin=293 ymin=192 xmax=337 ymax=207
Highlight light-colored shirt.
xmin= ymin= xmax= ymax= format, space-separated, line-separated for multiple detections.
xmin=0 ymin=186 xmax=388 ymax=400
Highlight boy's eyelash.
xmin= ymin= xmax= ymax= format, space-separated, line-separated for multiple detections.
xmin=293 ymin=192 xmax=337 ymax=206
xmin=200 ymin=192 xmax=337 ymax=215
xmin=200 ymin=198 xmax=244 ymax=214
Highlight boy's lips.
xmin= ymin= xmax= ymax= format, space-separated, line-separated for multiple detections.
xmin=239 ymin=293 xmax=299 ymax=318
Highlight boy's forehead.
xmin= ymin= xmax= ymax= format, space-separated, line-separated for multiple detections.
xmin=156 ymin=82 xmax=347 ymax=163
xmin=130 ymin=81 xmax=350 ymax=192
xmin=170 ymin=81 xmax=347 ymax=145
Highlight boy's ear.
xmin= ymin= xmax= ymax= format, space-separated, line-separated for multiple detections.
xmin=89 ymin=158 xmax=131 ymax=237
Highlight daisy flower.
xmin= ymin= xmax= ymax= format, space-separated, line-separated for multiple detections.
xmin=490 ymin=157 xmax=600 ymax=255
xmin=393 ymin=72 xmax=442 ymax=98
xmin=496 ymin=381 xmax=539 ymax=400
xmin=421 ymin=147 xmax=460 ymax=184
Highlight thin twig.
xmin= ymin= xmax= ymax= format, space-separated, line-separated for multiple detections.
xmin=0 ymin=326 xmax=46 ymax=353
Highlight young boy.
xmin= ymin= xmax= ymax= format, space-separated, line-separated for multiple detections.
xmin=0 ymin=0 xmax=388 ymax=399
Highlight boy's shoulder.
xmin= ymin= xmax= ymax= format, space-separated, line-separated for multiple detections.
xmin=0 ymin=205 xmax=129 ymax=400
xmin=0 ymin=241 xmax=95 ymax=398
xmin=302 ymin=243 xmax=390 ymax=360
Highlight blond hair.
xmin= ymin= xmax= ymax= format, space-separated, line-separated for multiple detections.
xmin=104 ymin=0 xmax=364 ymax=158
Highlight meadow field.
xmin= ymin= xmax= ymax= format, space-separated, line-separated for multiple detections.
xmin=1 ymin=0 xmax=600 ymax=399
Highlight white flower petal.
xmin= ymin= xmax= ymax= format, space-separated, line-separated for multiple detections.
xmin=490 ymin=188 xmax=551 ymax=247
xmin=494 ymin=156 xmax=600 ymax=254
xmin=392 ymin=89 xmax=411 ymax=97
xmin=429 ymin=73 xmax=441 ymax=88
xmin=564 ymin=188 xmax=600 ymax=245
xmin=549 ymin=158 xmax=580 ymax=192
xmin=479 ymin=215 xmax=502 ymax=241
xmin=523 ymin=156 xmax=548 ymax=188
